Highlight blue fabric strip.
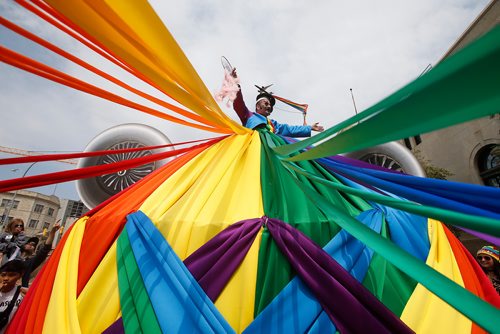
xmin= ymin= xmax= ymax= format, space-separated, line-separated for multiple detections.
xmin=329 ymin=157 xmax=500 ymax=213
xmin=328 ymin=171 xmax=430 ymax=260
xmin=318 ymin=157 xmax=500 ymax=220
xmin=125 ymin=211 xmax=234 ymax=334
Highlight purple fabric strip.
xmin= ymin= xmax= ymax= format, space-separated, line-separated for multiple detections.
xmin=265 ymin=217 xmax=413 ymax=334
xmin=101 ymin=318 xmax=124 ymax=334
xmin=184 ymin=218 xmax=262 ymax=301
xmin=460 ymin=227 xmax=500 ymax=247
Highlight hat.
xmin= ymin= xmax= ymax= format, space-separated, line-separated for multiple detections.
xmin=256 ymin=92 xmax=275 ymax=106
xmin=0 ymin=260 xmax=25 ymax=274
xmin=26 ymin=237 xmax=39 ymax=247
xmin=477 ymin=245 xmax=499 ymax=263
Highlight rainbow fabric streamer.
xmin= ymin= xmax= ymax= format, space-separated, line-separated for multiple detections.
xmin=273 ymin=95 xmax=309 ymax=114
xmin=2 ymin=1 xmax=500 ymax=333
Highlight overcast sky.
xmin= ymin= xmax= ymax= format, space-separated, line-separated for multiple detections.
xmin=0 ymin=0 xmax=490 ymax=200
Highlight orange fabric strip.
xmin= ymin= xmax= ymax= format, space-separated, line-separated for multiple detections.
xmin=6 ymin=224 xmax=75 ymax=334
xmin=15 ymin=0 xmax=132 ymax=74
xmin=17 ymin=0 xmax=232 ymax=133
xmin=443 ymin=226 xmax=499 ymax=334
xmin=0 ymin=16 xmax=225 ymax=130
xmin=0 ymin=46 xmax=232 ymax=133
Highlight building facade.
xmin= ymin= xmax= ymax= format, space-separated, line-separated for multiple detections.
xmin=409 ymin=0 xmax=500 ymax=252
xmin=57 ymin=198 xmax=89 ymax=234
xmin=407 ymin=0 xmax=500 ymax=188
xmin=0 ymin=190 xmax=60 ymax=237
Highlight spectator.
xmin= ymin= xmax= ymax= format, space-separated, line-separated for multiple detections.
xmin=476 ymin=245 xmax=500 ymax=294
xmin=19 ymin=222 xmax=60 ymax=288
xmin=0 ymin=260 xmax=24 ymax=334
xmin=0 ymin=219 xmax=27 ymax=265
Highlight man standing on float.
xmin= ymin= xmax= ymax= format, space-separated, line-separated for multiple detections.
xmin=231 ymin=69 xmax=324 ymax=137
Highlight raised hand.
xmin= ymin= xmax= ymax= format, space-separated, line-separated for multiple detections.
xmin=311 ymin=122 xmax=324 ymax=132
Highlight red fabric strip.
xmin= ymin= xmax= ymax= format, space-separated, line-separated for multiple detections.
xmin=0 ymin=138 xmax=222 ymax=192
xmin=0 ymin=136 xmax=225 ymax=165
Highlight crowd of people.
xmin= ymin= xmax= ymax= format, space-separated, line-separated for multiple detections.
xmin=0 ymin=218 xmax=60 ymax=333
xmin=476 ymin=245 xmax=500 ymax=294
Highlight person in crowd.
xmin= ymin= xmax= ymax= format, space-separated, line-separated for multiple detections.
xmin=231 ymin=69 xmax=324 ymax=137
xmin=18 ymin=222 xmax=60 ymax=288
xmin=476 ymin=245 xmax=500 ymax=294
xmin=0 ymin=219 xmax=27 ymax=265
xmin=0 ymin=260 xmax=25 ymax=333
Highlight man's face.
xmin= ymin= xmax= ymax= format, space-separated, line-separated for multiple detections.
xmin=0 ymin=271 xmax=21 ymax=292
xmin=23 ymin=242 xmax=37 ymax=255
xmin=256 ymin=98 xmax=273 ymax=117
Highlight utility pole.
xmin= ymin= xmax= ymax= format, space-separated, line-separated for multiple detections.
xmin=2 ymin=162 xmax=38 ymax=225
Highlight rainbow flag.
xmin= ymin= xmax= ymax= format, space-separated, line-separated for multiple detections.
xmin=273 ymin=95 xmax=309 ymax=114
xmin=3 ymin=1 xmax=500 ymax=333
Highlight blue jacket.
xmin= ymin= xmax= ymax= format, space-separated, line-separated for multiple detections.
xmin=233 ymin=90 xmax=311 ymax=137
xmin=245 ymin=113 xmax=311 ymax=137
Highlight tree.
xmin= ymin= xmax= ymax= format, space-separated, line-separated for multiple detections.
xmin=412 ymin=149 xmax=454 ymax=180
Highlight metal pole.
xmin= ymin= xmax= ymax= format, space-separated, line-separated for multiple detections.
xmin=3 ymin=162 xmax=38 ymax=225
xmin=349 ymin=88 xmax=358 ymax=115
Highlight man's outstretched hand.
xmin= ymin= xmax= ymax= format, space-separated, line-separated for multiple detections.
xmin=311 ymin=122 xmax=324 ymax=132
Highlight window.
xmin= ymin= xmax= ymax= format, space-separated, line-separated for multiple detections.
xmin=34 ymin=204 xmax=44 ymax=213
xmin=1 ymin=199 xmax=19 ymax=209
xmin=28 ymin=219 xmax=39 ymax=229
xmin=48 ymin=208 xmax=55 ymax=216
xmin=43 ymin=222 xmax=50 ymax=230
xmin=0 ymin=215 xmax=12 ymax=225
xmin=477 ymin=144 xmax=500 ymax=187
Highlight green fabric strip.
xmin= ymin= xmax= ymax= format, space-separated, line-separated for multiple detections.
xmin=284 ymin=161 xmax=500 ymax=237
xmin=117 ymin=228 xmax=162 ymax=333
xmin=363 ymin=219 xmax=417 ymax=317
xmin=286 ymin=162 xmax=500 ymax=332
xmin=273 ymin=26 xmax=500 ymax=160
xmin=255 ymin=131 xmax=370 ymax=315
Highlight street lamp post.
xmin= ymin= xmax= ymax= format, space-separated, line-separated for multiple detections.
xmin=2 ymin=162 xmax=38 ymax=225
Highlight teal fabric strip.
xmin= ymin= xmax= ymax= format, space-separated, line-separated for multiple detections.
xmin=116 ymin=227 xmax=162 ymax=333
xmin=286 ymin=164 xmax=500 ymax=332
xmin=272 ymin=26 xmax=500 ymax=160
xmin=284 ymin=161 xmax=500 ymax=237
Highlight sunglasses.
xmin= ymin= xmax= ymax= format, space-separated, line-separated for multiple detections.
xmin=477 ymin=255 xmax=492 ymax=261
xmin=14 ymin=224 xmax=24 ymax=228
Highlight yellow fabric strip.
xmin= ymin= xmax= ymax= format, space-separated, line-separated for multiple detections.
xmin=76 ymin=243 xmax=121 ymax=334
xmin=42 ymin=216 xmax=87 ymax=334
xmin=214 ymin=229 xmax=262 ymax=333
xmin=141 ymin=132 xmax=264 ymax=258
xmin=401 ymin=219 xmax=471 ymax=334
xmin=44 ymin=0 xmax=247 ymax=134
xmin=141 ymin=132 xmax=263 ymax=331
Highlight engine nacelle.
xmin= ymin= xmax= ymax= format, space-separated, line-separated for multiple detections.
xmin=76 ymin=123 xmax=172 ymax=209
xmin=342 ymin=141 xmax=426 ymax=177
